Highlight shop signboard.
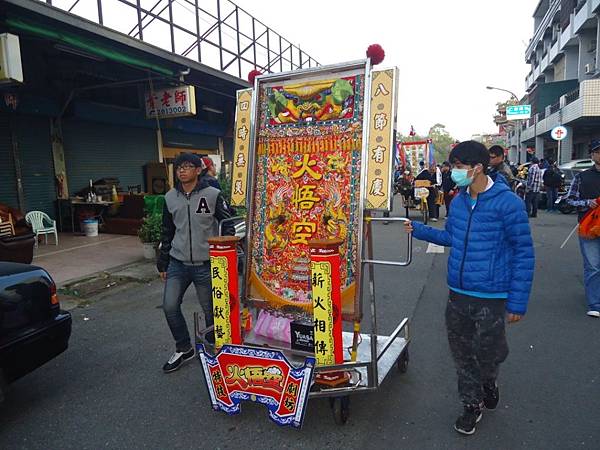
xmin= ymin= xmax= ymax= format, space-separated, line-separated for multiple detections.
xmin=145 ymin=85 xmax=196 ymax=118
xmin=196 ymin=344 xmax=315 ymax=429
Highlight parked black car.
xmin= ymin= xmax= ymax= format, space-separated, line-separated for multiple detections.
xmin=0 ymin=262 xmax=72 ymax=401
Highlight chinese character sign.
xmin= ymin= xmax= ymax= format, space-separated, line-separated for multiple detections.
xmin=197 ymin=344 xmax=315 ymax=429
xmin=145 ymin=85 xmax=196 ymax=118
xmin=366 ymin=68 xmax=398 ymax=210
xmin=309 ymin=240 xmax=344 ymax=366
xmin=248 ymin=67 xmax=365 ymax=320
xmin=231 ymin=89 xmax=253 ymax=206
xmin=399 ymin=141 xmax=429 ymax=177
xmin=209 ymin=237 xmax=242 ymax=347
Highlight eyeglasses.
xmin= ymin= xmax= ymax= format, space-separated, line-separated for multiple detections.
xmin=177 ymin=164 xmax=197 ymax=171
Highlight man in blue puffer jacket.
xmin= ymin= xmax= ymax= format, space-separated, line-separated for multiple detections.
xmin=404 ymin=141 xmax=534 ymax=436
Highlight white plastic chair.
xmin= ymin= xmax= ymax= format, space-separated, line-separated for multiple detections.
xmin=25 ymin=211 xmax=58 ymax=246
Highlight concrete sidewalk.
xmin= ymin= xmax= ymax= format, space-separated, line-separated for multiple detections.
xmin=32 ymin=232 xmax=146 ymax=286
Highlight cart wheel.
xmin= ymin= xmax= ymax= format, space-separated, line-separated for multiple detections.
xmin=329 ymin=396 xmax=350 ymax=425
xmin=397 ymin=348 xmax=409 ymax=373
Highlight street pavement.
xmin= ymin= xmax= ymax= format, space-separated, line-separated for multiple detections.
xmin=1 ymin=200 xmax=599 ymax=449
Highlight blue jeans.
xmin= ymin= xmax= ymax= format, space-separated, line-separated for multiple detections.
xmin=579 ymin=237 xmax=600 ymax=312
xmin=163 ymin=258 xmax=213 ymax=352
xmin=546 ymin=187 xmax=558 ymax=211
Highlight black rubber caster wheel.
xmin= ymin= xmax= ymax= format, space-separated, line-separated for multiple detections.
xmin=329 ymin=396 xmax=350 ymax=425
xmin=397 ymin=348 xmax=409 ymax=373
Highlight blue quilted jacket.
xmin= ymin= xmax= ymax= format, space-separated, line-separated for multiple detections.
xmin=412 ymin=179 xmax=534 ymax=314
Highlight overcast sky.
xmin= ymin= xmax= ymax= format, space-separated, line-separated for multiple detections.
xmin=63 ymin=0 xmax=539 ymax=140
xmin=231 ymin=0 xmax=539 ymax=140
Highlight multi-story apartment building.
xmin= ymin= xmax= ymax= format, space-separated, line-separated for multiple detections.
xmin=506 ymin=0 xmax=600 ymax=164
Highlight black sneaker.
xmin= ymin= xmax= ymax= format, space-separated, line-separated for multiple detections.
xmin=162 ymin=348 xmax=195 ymax=373
xmin=454 ymin=404 xmax=482 ymax=435
xmin=483 ymin=382 xmax=499 ymax=410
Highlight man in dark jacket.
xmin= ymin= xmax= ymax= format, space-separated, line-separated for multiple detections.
xmin=157 ymin=153 xmax=235 ymax=373
xmin=567 ymin=139 xmax=600 ymax=317
xmin=542 ymin=160 xmax=562 ymax=212
xmin=404 ymin=141 xmax=534 ymax=435
xmin=441 ymin=161 xmax=456 ymax=218
xmin=416 ymin=163 xmax=440 ymax=222
xmin=488 ymin=145 xmax=514 ymax=187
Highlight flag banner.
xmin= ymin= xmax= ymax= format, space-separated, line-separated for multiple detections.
xmin=197 ymin=344 xmax=315 ymax=429
xmin=231 ymin=88 xmax=253 ymax=207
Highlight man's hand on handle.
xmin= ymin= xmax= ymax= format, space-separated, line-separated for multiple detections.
xmin=404 ymin=219 xmax=414 ymax=234
xmin=590 ymin=199 xmax=598 ymax=209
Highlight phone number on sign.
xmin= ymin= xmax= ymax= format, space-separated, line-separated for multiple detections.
xmin=149 ymin=106 xmax=190 ymax=116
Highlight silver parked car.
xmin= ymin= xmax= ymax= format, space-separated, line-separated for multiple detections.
xmin=559 ymin=159 xmax=594 ymax=185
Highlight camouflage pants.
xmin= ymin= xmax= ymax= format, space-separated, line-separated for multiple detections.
xmin=445 ymin=290 xmax=509 ymax=406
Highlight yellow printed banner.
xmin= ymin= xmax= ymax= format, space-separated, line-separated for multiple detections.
xmin=365 ymin=68 xmax=398 ymax=210
xmin=210 ymin=255 xmax=231 ymax=348
xmin=231 ymin=88 xmax=253 ymax=207
xmin=311 ymin=261 xmax=335 ymax=366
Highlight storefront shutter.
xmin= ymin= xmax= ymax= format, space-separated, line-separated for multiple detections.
xmin=0 ymin=114 xmax=18 ymax=209
xmin=62 ymin=120 xmax=158 ymax=196
xmin=15 ymin=116 xmax=55 ymax=218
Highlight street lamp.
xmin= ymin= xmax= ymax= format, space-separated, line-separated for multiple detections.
xmin=486 ymin=86 xmax=523 ymax=164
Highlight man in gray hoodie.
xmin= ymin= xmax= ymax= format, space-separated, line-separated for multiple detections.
xmin=157 ymin=153 xmax=235 ymax=373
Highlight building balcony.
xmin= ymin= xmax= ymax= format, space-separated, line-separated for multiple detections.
xmin=526 ymin=0 xmax=561 ymax=60
xmin=540 ymin=52 xmax=550 ymax=72
xmin=574 ymin=0 xmax=594 ymax=33
xmin=592 ymin=0 xmax=600 ymax=13
xmin=560 ymin=18 xmax=577 ymax=50
xmin=533 ymin=64 xmax=542 ymax=80
xmin=520 ymin=79 xmax=600 ymax=138
xmin=549 ymin=39 xmax=560 ymax=62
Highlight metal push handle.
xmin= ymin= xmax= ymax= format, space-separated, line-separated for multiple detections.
xmin=361 ymin=217 xmax=413 ymax=267
xmin=218 ymin=215 xmax=246 ymax=236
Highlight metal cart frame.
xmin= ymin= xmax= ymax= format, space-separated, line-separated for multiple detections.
xmin=197 ymin=61 xmax=414 ymax=424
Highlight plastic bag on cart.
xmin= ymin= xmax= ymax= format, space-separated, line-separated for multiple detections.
xmin=254 ymin=310 xmax=292 ymax=343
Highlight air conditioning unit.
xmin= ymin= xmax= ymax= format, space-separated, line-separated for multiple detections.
xmin=585 ymin=63 xmax=595 ymax=74
xmin=0 ymin=33 xmax=23 ymax=84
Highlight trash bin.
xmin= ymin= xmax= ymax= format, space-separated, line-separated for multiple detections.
xmin=81 ymin=219 xmax=98 ymax=237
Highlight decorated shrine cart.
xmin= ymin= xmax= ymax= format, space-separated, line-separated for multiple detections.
xmin=195 ymin=50 xmax=414 ymax=428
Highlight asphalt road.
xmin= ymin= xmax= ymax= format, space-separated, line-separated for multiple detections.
xmin=1 ymin=201 xmax=599 ymax=449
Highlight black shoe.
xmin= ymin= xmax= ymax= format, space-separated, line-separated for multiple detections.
xmin=454 ymin=404 xmax=482 ymax=435
xmin=162 ymin=348 xmax=195 ymax=373
xmin=483 ymin=382 xmax=499 ymax=410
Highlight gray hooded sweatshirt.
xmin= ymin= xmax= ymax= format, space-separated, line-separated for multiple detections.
xmin=157 ymin=176 xmax=234 ymax=272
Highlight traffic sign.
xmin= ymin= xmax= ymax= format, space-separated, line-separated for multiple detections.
xmin=506 ymin=105 xmax=531 ymax=120
xmin=551 ymin=126 xmax=568 ymax=141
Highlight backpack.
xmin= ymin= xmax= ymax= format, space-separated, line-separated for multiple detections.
xmin=543 ymin=168 xmax=561 ymax=187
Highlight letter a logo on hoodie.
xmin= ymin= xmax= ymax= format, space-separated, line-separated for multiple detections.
xmin=196 ymin=197 xmax=211 ymax=214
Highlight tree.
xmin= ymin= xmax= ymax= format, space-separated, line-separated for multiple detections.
xmin=428 ymin=123 xmax=454 ymax=163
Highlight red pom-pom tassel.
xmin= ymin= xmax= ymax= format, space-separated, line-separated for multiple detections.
xmin=366 ymin=44 xmax=385 ymax=65
xmin=248 ymin=69 xmax=262 ymax=85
